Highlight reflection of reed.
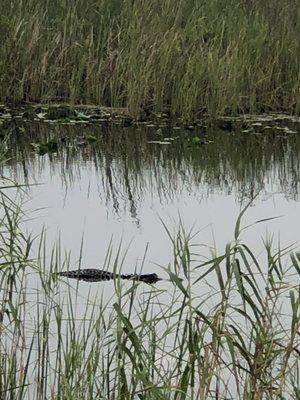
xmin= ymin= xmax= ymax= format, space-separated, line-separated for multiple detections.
xmin=3 ymin=121 xmax=300 ymax=217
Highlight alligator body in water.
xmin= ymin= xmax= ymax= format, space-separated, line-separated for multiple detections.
xmin=57 ymin=269 xmax=162 ymax=284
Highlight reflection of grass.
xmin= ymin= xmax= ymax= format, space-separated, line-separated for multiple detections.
xmin=0 ymin=181 xmax=299 ymax=398
xmin=5 ymin=122 xmax=300 ymax=206
xmin=0 ymin=0 xmax=299 ymax=118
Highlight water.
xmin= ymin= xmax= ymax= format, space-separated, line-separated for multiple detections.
xmin=1 ymin=115 xmax=299 ymax=398
xmin=2 ymin=116 xmax=300 ymax=276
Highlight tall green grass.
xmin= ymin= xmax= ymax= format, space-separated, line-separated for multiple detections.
xmin=0 ymin=176 xmax=299 ymax=398
xmin=0 ymin=0 xmax=299 ymax=118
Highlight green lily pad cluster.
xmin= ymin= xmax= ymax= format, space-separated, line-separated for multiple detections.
xmin=0 ymin=104 xmax=117 ymax=125
xmin=0 ymin=105 xmax=299 ymax=138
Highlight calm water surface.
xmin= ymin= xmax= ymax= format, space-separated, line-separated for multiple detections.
xmin=1 ymin=115 xmax=299 ymax=398
xmin=2 ymin=117 xmax=300 ymax=276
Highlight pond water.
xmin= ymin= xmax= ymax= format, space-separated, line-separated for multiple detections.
xmin=1 ymin=113 xmax=300 ymax=398
xmin=2 ymin=114 xmax=300 ymax=278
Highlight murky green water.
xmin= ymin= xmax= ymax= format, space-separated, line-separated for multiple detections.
xmin=2 ymin=114 xmax=300 ymax=276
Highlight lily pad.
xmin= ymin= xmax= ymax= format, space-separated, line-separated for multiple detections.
xmin=191 ymin=136 xmax=201 ymax=145
xmin=75 ymin=111 xmax=90 ymax=121
xmin=148 ymin=141 xmax=171 ymax=145
xmin=36 ymin=112 xmax=47 ymax=119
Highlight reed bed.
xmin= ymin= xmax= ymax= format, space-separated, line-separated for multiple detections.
xmin=0 ymin=0 xmax=299 ymax=119
xmin=0 ymin=177 xmax=299 ymax=399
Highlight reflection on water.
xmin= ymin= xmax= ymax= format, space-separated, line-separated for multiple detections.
xmin=1 ymin=118 xmax=300 ymax=271
xmin=1 ymin=117 xmax=299 ymax=400
xmin=1 ymin=116 xmax=300 ymax=399
xmin=4 ymin=120 xmax=300 ymax=204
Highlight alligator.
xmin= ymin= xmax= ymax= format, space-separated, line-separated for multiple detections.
xmin=57 ymin=269 xmax=163 ymax=284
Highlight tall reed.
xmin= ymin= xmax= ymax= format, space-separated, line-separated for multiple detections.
xmin=0 ymin=173 xmax=299 ymax=398
xmin=0 ymin=0 xmax=299 ymax=118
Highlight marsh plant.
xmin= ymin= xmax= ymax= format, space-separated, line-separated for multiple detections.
xmin=0 ymin=169 xmax=299 ymax=400
xmin=0 ymin=0 xmax=299 ymax=118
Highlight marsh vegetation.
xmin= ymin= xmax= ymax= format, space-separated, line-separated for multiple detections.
xmin=1 ymin=1 xmax=300 ymax=398
xmin=0 ymin=181 xmax=299 ymax=399
xmin=1 ymin=0 xmax=299 ymax=119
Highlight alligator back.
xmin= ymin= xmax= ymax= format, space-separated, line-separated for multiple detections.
xmin=57 ymin=269 xmax=162 ymax=284
xmin=58 ymin=269 xmax=113 ymax=282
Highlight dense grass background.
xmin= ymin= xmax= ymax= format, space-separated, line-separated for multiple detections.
xmin=0 ymin=0 xmax=299 ymax=118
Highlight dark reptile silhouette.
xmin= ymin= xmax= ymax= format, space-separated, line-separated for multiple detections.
xmin=57 ymin=269 xmax=162 ymax=284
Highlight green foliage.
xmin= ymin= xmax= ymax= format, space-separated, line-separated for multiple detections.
xmin=0 ymin=0 xmax=299 ymax=119
xmin=0 ymin=200 xmax=299 ymax=398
